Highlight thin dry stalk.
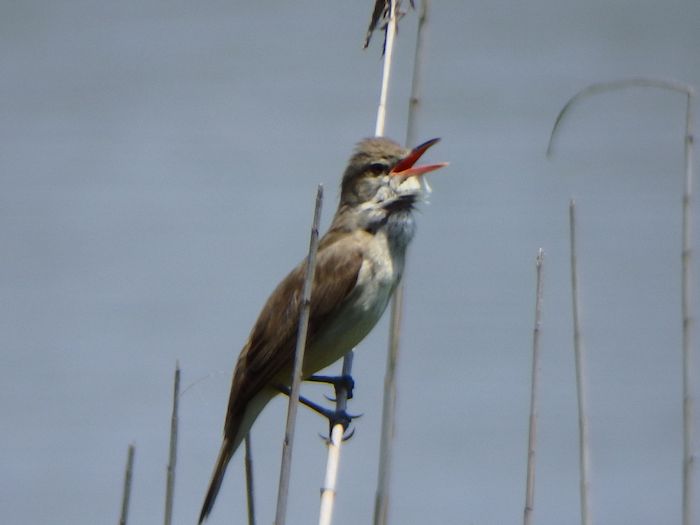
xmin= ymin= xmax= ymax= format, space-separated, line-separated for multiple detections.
xmin=119 ymin=444 xmax=136 ymax=525
xmin=548 ymin=78 xmax=696 ymax=525
xmin=569 ymin=200 xmax=591 ymax=525
xmin=405 ymin=0 xmax=429 ymax=147
xmin=319 ymin=354 xmax=354 ymax=525
xmin=374 ymin=0 xmax=398 ymax=137
xmin=681 ymin=90 xmax=695 ymax=525
xmin=274 ymin=184 xmax=324 ymax=525
xmin=319 ymin=424 xmax=345 ymax=525
xmin=373 ymin=2 xmax=430 ymax=524
xmin=372 ymin=281 xmax=403 ymax=525
xmin=523 ymin=249 xmax=545 ymax=525
xmin=163 ymin=363 xmax=180 ymax=525
xmin=244 ymin=434 xmax=256 ymax=525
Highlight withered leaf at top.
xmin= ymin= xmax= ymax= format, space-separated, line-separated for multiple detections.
xmin=364 ymin=0 xmax=388 ymax=49
xmin=363 ymin=0 xmax=416 ymax=50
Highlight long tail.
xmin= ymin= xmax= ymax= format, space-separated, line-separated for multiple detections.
xmin=199 ymin=388 xmax=277 ymax=522
xmin=198 ymin=438 xmax=233 ymax=524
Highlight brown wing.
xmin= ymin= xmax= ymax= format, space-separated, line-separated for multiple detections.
xmin=223 ymin=230 xmax=364 ymax=437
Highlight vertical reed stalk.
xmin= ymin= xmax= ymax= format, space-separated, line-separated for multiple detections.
xmin=119 ymin=444 xmax=136 ymax=525
xmin=274 ymin=184 xmax=324 ymax=525
xmin=374 ymin=0 xmax=398 ymax=137
xmin=244 ymin=434 xmax=257 ymax=525
xmin=406 ymin=0 xmax=431 ymax=193
xmin=373 ymin=279 xmax=402 ymax=525
xmin=681 ymin=90 xmax=695 ymax=525
xmin=523 ymin=249 xmax=545 ymax=525
xmin=319 ymin=354 xmax=354 ymax=525
xmin=319 ymin=424 xmax=346 ymax=525
xmin=163 ymin=363 xmax=180 ymax=525
xmin=373 ymin=2 xmax=430 ymax=524
xmin=569 ymin=200 xmax=591 ymax=525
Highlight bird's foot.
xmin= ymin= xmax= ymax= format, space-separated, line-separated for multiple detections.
xmin=318 ymin=408 xmax=361 ymax=443
xmin=274 ymin=384 xmax=360 ymax=441
xmin=306 ymin=374 xmax=355 ymax=400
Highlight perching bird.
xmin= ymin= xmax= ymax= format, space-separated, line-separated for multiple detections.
xmin=199 ymin=137 xmax=446 ymax=523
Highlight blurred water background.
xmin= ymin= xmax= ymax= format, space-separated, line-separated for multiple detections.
xmin=2 ymin=1 xmax=700 ymax=524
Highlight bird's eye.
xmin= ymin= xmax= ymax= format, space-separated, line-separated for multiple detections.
xmin=368 ymin=162 xmax=388 ymax=175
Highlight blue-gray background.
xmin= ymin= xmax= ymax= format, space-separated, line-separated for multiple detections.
xmin=2 ymin=1 xmax=700 ymax=524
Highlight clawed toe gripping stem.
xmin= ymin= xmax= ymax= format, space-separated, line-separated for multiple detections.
xmin=275 ymin=376 xmax=360 ymax=440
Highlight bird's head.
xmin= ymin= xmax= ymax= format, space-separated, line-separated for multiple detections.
xmin=339 ymin=137 xmax=447 ymax=211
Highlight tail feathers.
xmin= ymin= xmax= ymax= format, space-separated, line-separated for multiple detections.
xmin=199 ymin=439 xmax=233 ymax=524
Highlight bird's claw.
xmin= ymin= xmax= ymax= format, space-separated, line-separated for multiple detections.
xmin=317 ymin=409 xmax=360 ymax=442
xmin=318 ymin=427 xmax=355 ymax=443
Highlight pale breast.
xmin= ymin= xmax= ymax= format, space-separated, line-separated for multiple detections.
xmin=302 ymin=229 xmax=406 ymax=376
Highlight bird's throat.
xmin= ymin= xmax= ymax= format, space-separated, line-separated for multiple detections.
xmin=385 ymin=210 xmax=416 ymax=252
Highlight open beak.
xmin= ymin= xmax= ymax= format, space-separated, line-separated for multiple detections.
xmin=390 ymin=138 xmax=449 ymax=179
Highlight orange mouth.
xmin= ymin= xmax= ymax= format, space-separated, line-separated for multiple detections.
xmin=390 ymin=138 xmax=448 ymax=179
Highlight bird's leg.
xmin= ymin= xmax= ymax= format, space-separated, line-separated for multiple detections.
xmin=275 ymin=385 xmax=333 ymax=418
xmin=274 ymin=384 xmax=359 ymax=440
xmin=305 ymin=374 xmax=355 ymax=400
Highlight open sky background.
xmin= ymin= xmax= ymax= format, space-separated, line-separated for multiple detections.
xmin=2 ymin=1 xmax=700 ymax=524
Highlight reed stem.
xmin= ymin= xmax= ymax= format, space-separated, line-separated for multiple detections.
xmin=119 ymin=444 xmax=136 ymax=525
xmin=373 ymin=2 xmax=430 ymax=524
xmin=523 ymin=249 xmax=544 ymax=525
xmin=274 ymin=185 xmax=324 ymax=525
xmin=163 ymin=363 xmax=179 ymax=525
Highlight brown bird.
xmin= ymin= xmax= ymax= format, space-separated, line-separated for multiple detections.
xmin=199 ymin=137 xmax=447 ymax=523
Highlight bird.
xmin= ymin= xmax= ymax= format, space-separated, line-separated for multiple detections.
xmin=199 ymin=136 xmax=447 ymax=523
